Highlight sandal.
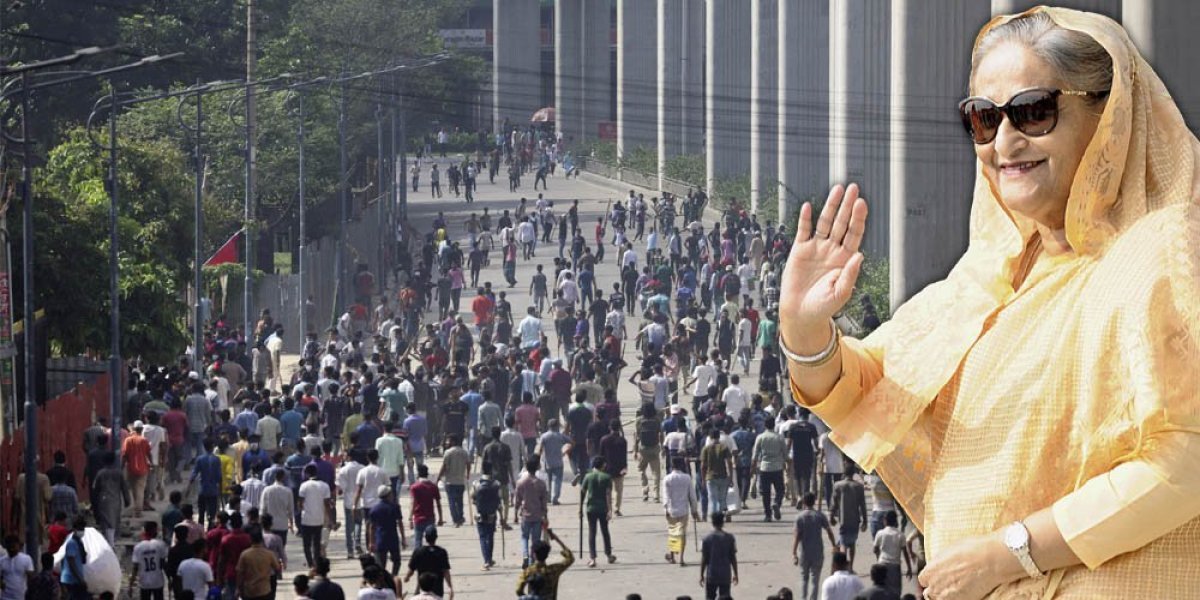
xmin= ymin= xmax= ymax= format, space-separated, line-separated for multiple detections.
xmin=665 ymin=553 xmax=675 ymax=564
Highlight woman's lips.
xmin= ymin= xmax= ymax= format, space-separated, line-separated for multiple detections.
xmin=999 ymin=159 xmax=1046 ymax=177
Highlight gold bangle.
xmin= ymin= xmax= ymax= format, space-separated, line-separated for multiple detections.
xmin=779 ymin=319 xmax=841 ymax=367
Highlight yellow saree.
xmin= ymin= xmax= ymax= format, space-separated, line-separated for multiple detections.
xmin=791 ymin=7 xmax=1200 ymax=599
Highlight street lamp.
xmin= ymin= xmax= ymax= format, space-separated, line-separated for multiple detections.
xmin=0 ymin=47 xmax=186 ymax=557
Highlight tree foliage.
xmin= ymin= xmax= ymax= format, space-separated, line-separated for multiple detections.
xmin=4 ymin=0 xmax=483 ymax=359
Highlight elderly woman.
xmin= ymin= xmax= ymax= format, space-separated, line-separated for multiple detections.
xmin=780 ymin=7 xmax=1200 ymax=600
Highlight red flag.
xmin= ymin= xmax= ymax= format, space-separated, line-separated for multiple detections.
xmin=203 ymin=231 xmax=241 ymax=267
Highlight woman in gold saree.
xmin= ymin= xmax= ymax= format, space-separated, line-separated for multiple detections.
xmin=779 ymin=7 xmax=1200 ymax=600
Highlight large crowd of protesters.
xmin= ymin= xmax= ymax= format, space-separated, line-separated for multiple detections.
xmin=1 ymin=125 xmax=911 ymax=600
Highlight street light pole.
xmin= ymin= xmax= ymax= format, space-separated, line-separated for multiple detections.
xmin=176 ymin=90 xmax=206 ymax=370
xmin=19 ymin=70 xmax=38 ymax=557
xmin=336 ymin=79 xmax=349 ymax=326
xmin=296 ymin=92 xmax=307 ymax=341
xmin=103 ymin=85 xmax=122 ymax=456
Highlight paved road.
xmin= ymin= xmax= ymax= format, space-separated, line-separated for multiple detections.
xmin=283 ymin=158 xmax=919 ymax=599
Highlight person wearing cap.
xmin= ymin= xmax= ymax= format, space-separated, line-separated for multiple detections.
xmin=367 ymin=484 xmax=407 ymax=576
xmin=123 ymin=421 xmax=153 ymax=518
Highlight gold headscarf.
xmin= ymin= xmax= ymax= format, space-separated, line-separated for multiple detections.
xmin=833 ymin=6 xmax=1200 ymax=472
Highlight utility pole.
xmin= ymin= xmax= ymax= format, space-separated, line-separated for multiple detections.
xmin=296 ymin=93 xmax=307 ymax=342
xmin=336 ymin=80 xmax=348 ymax=326
xmin=244 ymin=0 xmax=257 ymax=334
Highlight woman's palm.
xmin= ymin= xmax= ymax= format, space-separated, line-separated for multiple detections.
xmin=779 ymin=184 xmax=869 ymax=337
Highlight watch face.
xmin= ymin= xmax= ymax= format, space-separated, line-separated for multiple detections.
xmin=1004 ymin=523 xmax=1028 ymax=548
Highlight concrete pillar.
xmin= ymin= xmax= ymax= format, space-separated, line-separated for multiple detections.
xmin=992 ymin=0 xmax=1121 ymax=20
xmin=618 ymin=0 xmax=658 ymax=159
xmin=555 ymin=0 xmax=583 ymax=143
xmin=889 ymin=0 xmax=991 ymax=309
xmin=658 ymin=0 xmax=684 ymax=187
xmin=581 ymin=0 xmax=612 ymax=140
xmin=777 ymin=0 xmax=829 ymax=228
xmin=750 ymin=0 xmax=778 ymax=215
xmin=829 ymin=0 xmax=890 ymax=258
xmin=706 ymin=0 xmax=751 ymax=198
xmin=681 ymin=0 xmax=705 ymax=155
xmin=493 ymin=0 xmax=541 ymax=132
xmin=1124 ymin=1 xmax=1200 ymax=134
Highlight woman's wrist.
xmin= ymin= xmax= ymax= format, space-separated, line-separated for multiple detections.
xmin=781 ymin=318 xmax=836 ymax=356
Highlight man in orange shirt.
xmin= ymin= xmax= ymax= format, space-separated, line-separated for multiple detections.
xmin=123 ymin=421 xmax=153 ymax=518
xmin=471 ymin=287 xmax=495 ymax=330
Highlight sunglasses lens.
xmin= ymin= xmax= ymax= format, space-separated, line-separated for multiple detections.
xmin=1008 ymin=90 xmax=1058 ymax=136
xmin=960 ymin=99 xmax=1003 ymax=144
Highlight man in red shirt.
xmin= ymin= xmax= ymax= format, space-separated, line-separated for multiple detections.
xmin=205 ymin=512 xmax=230 ymax=568
xmin=122 ymin=421 xmax=153 ymax=518
xmin=409 ymin=464 xmax=444 ymax=550
xmin=514 ymin=394 xmax=541 ymax=457
xmin=218 ymin=512 xmax=252 ymax=597
xmin=160 ymin=400 xmax=189 ymax=484
xmin=471 ymin=287 xmax=495 ymax=328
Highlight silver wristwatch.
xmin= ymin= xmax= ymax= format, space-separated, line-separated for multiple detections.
xmin=1003 ymin=521 xmax=1045 ymax=580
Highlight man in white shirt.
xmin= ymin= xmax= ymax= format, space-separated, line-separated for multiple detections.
xmin=240 ymin=469 xmax=266 ymax=515
xmin=621 ymin=244 xmax=638 ymax=270
xmin=819 ymin=551 xmax=864 ymax=600
xmin=336 ymin=452 xmax=366 ymax=559
xmin=872 ymin=510 xmax=910 ymax=597
xmin=0 ymin=534 xmax=34 ymax=600
xmin=517 ymin=218 xmax=537 ymax=259
xmin=517 ymin=307 xmax=542 ymax=350
xmin=690 ymin=354 xmax=718 ymax=411
xmin=297 ymin=464 xmax=334 ymax=569
xmin=354 ymin=449 xmax=392 ymax=512
xmin=177 ymin=552 xmax=215 ymax=600
xmin=557 ymin=273 xmax=580 ymax=307
xmin=818 ymin=432 xmax=845 ymax=510
xmin=260 ymin=470 xmax=295 ymax=544
xmin=720 ymin=375 xmax=749 ymax=418
xmin=130 ymin=522 xmax=169 ymax=597
xmin=661 ymin=457 xmax=700 ymax=566
xmin=142 ymin=413 xmax=168 ymax=504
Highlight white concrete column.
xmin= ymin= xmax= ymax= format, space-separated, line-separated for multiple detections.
xmin=555 ymin=0 xmax=583 ymax=143
xmin=992 ymin=0 xmax=1121 ymax=20
xmin=581 ymin=0 xmax=612 ymax=140
xmin=777 ymin=0 xmax=829 ymax=228
xmin=889 ymin=0 xmax=991 ymax=309
xmin=706 ymin=0 xmax=751 ymax=197
xmin=658 ymin=0 xmax=684 ymax=187
xmin=829 ymin=0 xmax=890 ymax=257
xmin=1124 ymin=1 xmax=1200 ymax=133
xmin=618 ymin=0 xmax=658 ymax=159
xmin=493 ymin=0 xmax=541 ymax=132
xmin=681 ymin=0 xmax=705 ymax=155
xmin=749 ymin=0 xmax=778 ymax=215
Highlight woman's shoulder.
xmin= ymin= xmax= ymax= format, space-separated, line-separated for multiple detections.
xmin=1097 ymin=204 xmax=1198 ymax=285
xmin=1088 ymin=204 xmax=1200 ymax=321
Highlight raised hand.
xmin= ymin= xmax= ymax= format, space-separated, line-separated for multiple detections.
xmin=778 ymin=183 xmax=869 ymax=352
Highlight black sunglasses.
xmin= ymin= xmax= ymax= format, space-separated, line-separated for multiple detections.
xmin=957 ymin=87 xmax=1109 ymax=144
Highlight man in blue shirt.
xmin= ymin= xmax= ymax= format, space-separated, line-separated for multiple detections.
xmin=189 ymin=440 xmax=224 ymax=527
xmin=60 ymin=517 xmax=89 ymax=599
xmin=278 ymin=399 xmax=304 ymax=451
xmin=233 ymin=404 xmax=259 ymax=439
xmin=460 ymin=384 xmax=483 ymax=455
xmin=730 ymin=419 xmax=757 ymax=506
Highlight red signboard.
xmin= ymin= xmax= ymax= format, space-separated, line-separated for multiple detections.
xmin=598 ymin=122 xmax=617 ymax=140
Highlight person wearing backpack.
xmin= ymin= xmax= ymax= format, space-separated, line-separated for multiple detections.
xmin=471 ymin=461 xmax=502 ymax=570
xmin=634 ymin=402 xmax=664 ymax=503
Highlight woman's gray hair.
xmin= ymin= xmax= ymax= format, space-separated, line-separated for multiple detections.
xmin=972 ymin=11 xmax=1113 ymax=103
